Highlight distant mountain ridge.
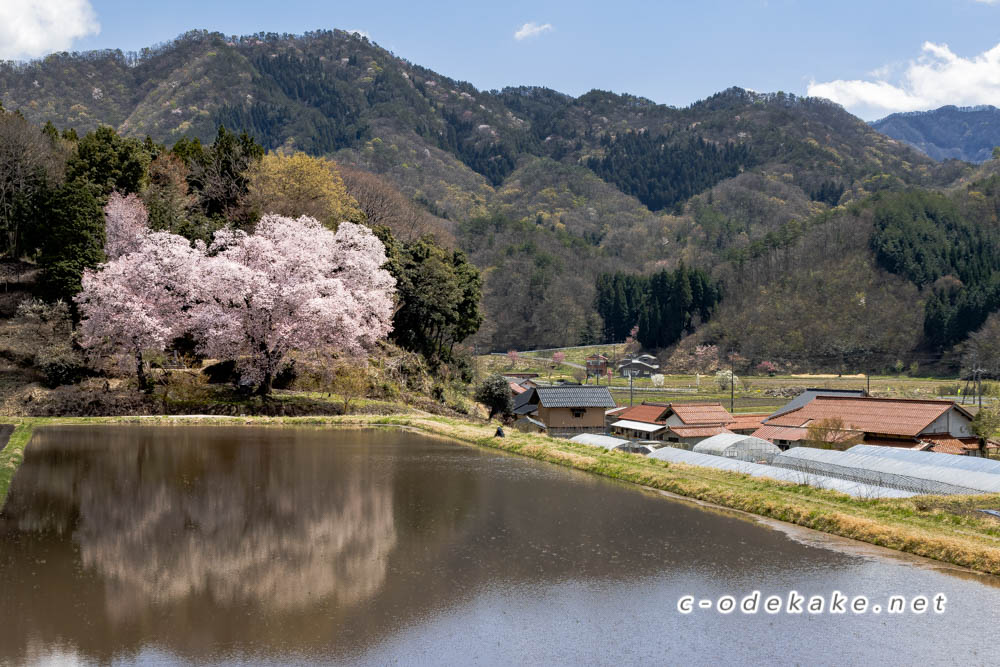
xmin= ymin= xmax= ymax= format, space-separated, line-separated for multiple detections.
xmin=872 ymin=105 xmax=1000 ymax=163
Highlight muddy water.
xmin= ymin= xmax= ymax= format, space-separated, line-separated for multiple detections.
xmin=0 ymin=425 xmax=997 ymax=665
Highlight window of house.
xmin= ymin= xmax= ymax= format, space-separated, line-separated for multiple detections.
xmin=571 ymin=408 xmax=585 ymax=419
xmin=668 ymin=437 xmax=679 ymax=443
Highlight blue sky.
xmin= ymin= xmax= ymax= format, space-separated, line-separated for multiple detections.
xmin=4 ymin=0 xmax=1000 ymax=119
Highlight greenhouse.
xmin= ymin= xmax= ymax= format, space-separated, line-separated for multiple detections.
xmin=646 ymin=447 xmax=916 ymax=498
xmin=692 ymin=433 xmax=780 ymax=463
xmin=569 ymin=433 xmax=633 ymax=451
xmin=771 ymin=447 xmax=1000 ymax=495
xmin=847 ymin=445 xmax=1000 ymax=476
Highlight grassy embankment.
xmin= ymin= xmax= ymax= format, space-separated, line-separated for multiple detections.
xmin=0 ymin=422 xmax=34 ymax=509
xmin=3 ymin=414 xmax=1000 ymax=576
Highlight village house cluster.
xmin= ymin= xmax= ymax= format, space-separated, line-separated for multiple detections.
xmin=502 ymin=377 xmax=1000 ymax=497
xmin=507 ymin=380 xmax=990 ymax=455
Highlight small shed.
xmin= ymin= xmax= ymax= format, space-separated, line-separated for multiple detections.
xmin=513 ymin=415 xmax=546 ymax=433
xmin=693 ymin=433 xmax=781 ymax=463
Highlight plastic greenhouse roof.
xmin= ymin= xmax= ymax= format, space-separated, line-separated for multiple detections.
xmin=772 ymin=447 xmax=1000 ymax=495
xmin=693 ymin=433 xmax=781 ymax=458
xmin=847 ymin=445 xmax=1000 ymax=476
xmin=646 ymin=447 xmax=916 ymax=498
xmin=570 ymin=434 xmax=632 ymax=450
xmin=611 ymin=420 xmax=666 ymax=433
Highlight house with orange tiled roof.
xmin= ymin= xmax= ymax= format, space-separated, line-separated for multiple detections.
xmin=609 ymin=401 xmax=735 ymax=446
xmin=726 ymin=413 xmax=769 ymax=435
xmin=751 ymin=395 xmax=982 ymax=455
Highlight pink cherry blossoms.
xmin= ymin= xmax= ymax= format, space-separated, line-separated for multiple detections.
xmin=103 ymin=191 xmax=151 ymax=260
xmin=192 ymin=215 xmax=396 ymax=391
xmin=75 ymin=198 xmax=396 ymax=394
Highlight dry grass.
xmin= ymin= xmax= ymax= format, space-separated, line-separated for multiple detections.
xmin=3 ymin=414 xmax=1000 ymax=575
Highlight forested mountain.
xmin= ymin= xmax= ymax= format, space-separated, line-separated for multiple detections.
xmin=1 ymin=28 xmax=990 ymax=370
xmin=872 ymin=105 xmax=1000 ymax=163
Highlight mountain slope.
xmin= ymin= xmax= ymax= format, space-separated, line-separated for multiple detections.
xmin=872 ymin=105 xmax=1000 ymax=163
xmin=0 ymin=29 xmax=974 ymax=356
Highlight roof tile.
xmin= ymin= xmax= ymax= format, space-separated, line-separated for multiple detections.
xmin=727 ymin=413 xmax=767 ymax=431
xmin=765 ymin=397 xmax=960 ymax=437
xmin=616 ymin=403 xmax=670 ymax=424
xmin=752 ymin=424 xmax=809 ymax=442
xmin=669 ymin=425 xmax=732 ymax=438
xmin=535 ymin=385 xmax=616 ymax=408
xmin=671 ymin=402 xmax=732 ymax=425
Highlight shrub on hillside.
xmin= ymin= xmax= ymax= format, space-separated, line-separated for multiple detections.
xmin=36 ymin=348 xmax=92 ymax=388
xmin=475 ymin=373 xmax=513 ymax=421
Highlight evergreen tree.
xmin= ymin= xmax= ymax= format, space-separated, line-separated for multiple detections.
xmin=386 ymin=234 xmax=483 ymax=363
xmin=475 ymin=373 xmax=513 ymax=420
xmin=37 ymin=181 xmax=105 ymax=303
xmin=595 ymin=266 xmax=720 ymax=349
xmin=66 ymin=126 xmax=150 ymax=196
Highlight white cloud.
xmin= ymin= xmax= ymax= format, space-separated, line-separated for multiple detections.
xmin=346 ymin=29 xmax=369 ymax=39
xmin=807 ymin=41 xmax=1000 ymax=118
xmin=514 ymin=22 xmax=553 ymax=41
xmin=0 ymin=0 xmax=100 ymax=60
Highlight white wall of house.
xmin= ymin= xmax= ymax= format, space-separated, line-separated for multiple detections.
xmin=921 ymin=408 xmax=973 ymax=438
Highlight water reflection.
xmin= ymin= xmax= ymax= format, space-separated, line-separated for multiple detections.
xmin=5 ymin=426 xmax=397 ymax=617
xmin=0 ymin=425 xmax=999 ymax=665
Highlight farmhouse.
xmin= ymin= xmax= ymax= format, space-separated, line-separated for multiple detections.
xmin=585 ymin=354 xmax=609 ymax=378
xmin=769 ymin=387 xmax=866 ymax=419
xmin=752 ymin=396 xmax=984 ymax=455
xmin=504 ymin=375 xmax=536 ymax=397
xmin=617 ymin=356 xmax=660 ymax=378
xmin=512 ymin=385 xmax=616 ymax=437
xmin=610 ymin=401 xmax=736 ymax=446
xmin=726 ymin=413 xmax=768 ymax=435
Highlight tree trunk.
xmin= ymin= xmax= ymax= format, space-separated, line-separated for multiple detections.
xmin=257 ymin=370 xmax=273 ymax=397
xmin=135 ymin=348 xmax=150 ymax=394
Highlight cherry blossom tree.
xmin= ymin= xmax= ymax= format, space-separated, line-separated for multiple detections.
xmin=76 ymin=231 xmax=202 ymax=392
xmin=190 ymin=216 xmax=395 ymax=394
xmin=76 ymin=211 xmax=395 ymax=396
xmin=103 ymin=191 xmax=150 ymax=260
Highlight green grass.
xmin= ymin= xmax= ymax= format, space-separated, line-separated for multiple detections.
xmin=3 ymin=413 xmax=1000 ymax=575
xmin=0 ymin=420 xmax=38 ymax=509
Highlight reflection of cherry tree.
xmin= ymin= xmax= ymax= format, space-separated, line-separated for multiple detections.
xmin=9 ymin=429 xmax=397 ymax=618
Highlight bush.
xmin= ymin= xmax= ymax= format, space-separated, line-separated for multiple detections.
xmin=202 ymin=360 xmax=238 ymax=384
xmin=475 ymin=373 xmax=513 ymax=420
xmin=37 ymin=349 xmax=91 ymax=388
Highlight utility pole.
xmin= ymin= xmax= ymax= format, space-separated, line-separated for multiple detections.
xmin=730 ymin=352 xmax=736 ymax=413
xmin=629 ymin=370 xmax=635 ymax=407
xmin=978 ymin=367 xmax=984 ymax=410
